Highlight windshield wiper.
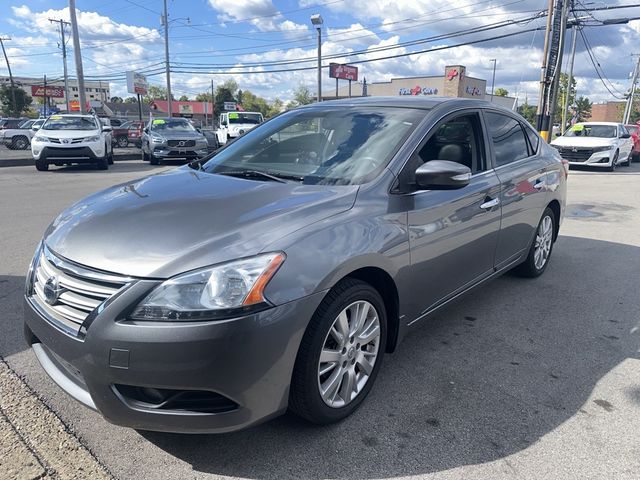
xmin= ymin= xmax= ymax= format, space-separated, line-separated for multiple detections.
xmin=218 ymin=170 xmax=288 ymax=183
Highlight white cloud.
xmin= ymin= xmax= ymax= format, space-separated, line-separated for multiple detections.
xmin=327 ymin=24 xmax=380 ymax=48
xmin=207 ymin=0 xmax=308 ymax=36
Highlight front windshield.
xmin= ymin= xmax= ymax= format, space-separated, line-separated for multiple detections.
xmin=151 ymin=119 xmax=196 ymax=132
xmin=228 ymin=113 xmax=262 ymax=124
xmin=563 ymin=124 xmax=617 ymax=138
xmin=202 ymin=106 xmax=426 ymax=185
xmin=43 ymin=116 xmax=98 ymax=131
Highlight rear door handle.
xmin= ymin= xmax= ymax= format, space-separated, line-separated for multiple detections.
xmin=480 ymin=197 xmax=500 ymax=209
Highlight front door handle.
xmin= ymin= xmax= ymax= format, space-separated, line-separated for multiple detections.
xmin=480 ymin=197 xmax=500 ymax=210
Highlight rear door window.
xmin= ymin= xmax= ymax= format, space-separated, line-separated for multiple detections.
xmin=485 ymin=112 xmax=529 ymax=167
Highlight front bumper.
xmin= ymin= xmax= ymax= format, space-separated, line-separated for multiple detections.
xmin=32 ymin=145 xmax=104 ymax=162
xmin=152 ymin=145 xmax=208 ymax=159
xmin=24 ymin=284 xmax=325 ymax=433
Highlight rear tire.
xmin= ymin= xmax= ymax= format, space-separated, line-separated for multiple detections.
xmin=116 ymin=136 xmax=128 ymax=148
xmin=289 ymin=278 xmax=386 ymax=425
xmin=514 ymin=207 xmax=556 ymax=278
xmin=35 ymin=158 xmax=49 ymax=171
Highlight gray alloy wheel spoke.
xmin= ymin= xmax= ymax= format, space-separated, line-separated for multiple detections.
xmin=534 ymin=216 xmax=553 ymax=270
xmin=318 ymin=300 xmax=381 ymax=408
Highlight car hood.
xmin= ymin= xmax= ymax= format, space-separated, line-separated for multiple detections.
xmin=37 ymin=129 xmax=100 ymax=139
xmin=44 ymin=167 xmax=358 ymax=278
xmin=550 ymin=136 xmax=616 ymax=148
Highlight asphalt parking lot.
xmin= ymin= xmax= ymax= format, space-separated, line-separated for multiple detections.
xmin=1 ymin=160 xmax=639 ymax=479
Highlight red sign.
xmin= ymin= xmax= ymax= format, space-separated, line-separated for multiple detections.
xmin=31 ymin=85 xmax=65 ymax=98
xmin=329 ymin=63 xmax=358 ymax=81
xmin=446 ymin=69 xmax=459 ymax=81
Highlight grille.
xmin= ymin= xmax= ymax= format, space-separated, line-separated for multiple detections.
xmin=29 ymin=247 xmax=131 ymax=337
xmin=559 ymin=148 xmax=594 ymax=162
xmin=167 ymin=139 xmax=195 ymax=147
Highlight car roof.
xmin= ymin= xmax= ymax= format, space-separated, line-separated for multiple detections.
xmin=298 ymin=96 xmax=513 ymax=112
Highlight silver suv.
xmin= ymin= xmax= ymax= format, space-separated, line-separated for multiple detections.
xmin=141 ymin=117 xmax=208 ymax=165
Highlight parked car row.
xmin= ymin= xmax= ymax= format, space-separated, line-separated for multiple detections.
xmin=0 ymin=118 xmax=45 ymax=149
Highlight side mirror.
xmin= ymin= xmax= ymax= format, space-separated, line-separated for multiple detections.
xmin=143 ymin=128 xmax=149 ymax=134
xmin=102 ymin=126 xmax=112 ymax=132
xmin=621 ymin=133 xmax=630 ymax=139
xmin=415 ymin=160 xmax=471 ymax=190
xmin=32 ymin=125 xmax=41 ymax=131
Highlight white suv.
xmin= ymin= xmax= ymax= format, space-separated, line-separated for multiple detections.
xmin=31 ymin=114 xmax=113 ymax=171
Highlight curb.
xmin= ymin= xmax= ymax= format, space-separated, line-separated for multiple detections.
xmin=0 ymin=153 xmax=141 ymax=168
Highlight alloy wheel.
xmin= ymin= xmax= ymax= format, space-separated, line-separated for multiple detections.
xmin=317 ymin=300 xmax=380 ymax=408
xmin=534 ymin=215 xmax=553 ymax=270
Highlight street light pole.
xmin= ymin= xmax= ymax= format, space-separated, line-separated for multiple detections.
xmin=561 ymin=23 xmax=578 ymax=134
xmin=489 ymin=59 xmax=497 ymax=101
xmin=311 ymin=14 xmax=323 ymax=103
xmin=623 ymin=55 xmax=640 ymax=124
xmin=162 ymin=0 xmax=173 ymax=117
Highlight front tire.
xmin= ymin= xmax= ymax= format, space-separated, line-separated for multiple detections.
xmin=514 ymin=207 xmax=556 ymax=278
xmin=607 ymin=151 xmax=619 ymax=172
xmin=289 ymin=279 xmax=386 ymax=424
xmin=149 ymin=154 xmax=160 ymax=165
xmin=116 ymin=136 xmax=128 ymax=148
xmin=96 ymin=156 xmax=109 ymax=170
xmin=35 ymin=158 xmax=49 ymax=171
xmin=12 ymin=136 xmax=29 ymax=150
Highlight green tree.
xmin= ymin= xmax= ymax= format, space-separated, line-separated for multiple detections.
xmin=239 ymin=90 xmax=271 ymax=116
xmin=267 ymin=98 xmax=284 ymax=118
xmin=124 ymin=96 xmax=138 ymax=104
xmin=110 ymin=96 xmax=123 ymax=103
xmin=574 ymin=96 xmax=592 ymax=122
xmin=143 ymin=85 xmax=174 ymax=104
xmin=286 ymin=85 xmax=314 ymax=109
xmin=494 ymin=87 xmax=509 ymax=97
xmin=0 ymin=85 xmax=32 ymax=116
xmin=517 ymin=101 xmax=537 ymax=125
xmin=195 ymin=92 xmax=213 ymax=102
xmin=178 ymin=95 xmax=190 ymax=101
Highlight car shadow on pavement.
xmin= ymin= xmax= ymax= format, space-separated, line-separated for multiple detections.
xmin=139 ymin=235 xmax=640 ymax=479
xmin=44 ymin=161 xmax=182 ymax=174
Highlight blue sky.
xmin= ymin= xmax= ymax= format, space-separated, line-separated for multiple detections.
xmin=2 ymin=0 xmax=640 ymax=104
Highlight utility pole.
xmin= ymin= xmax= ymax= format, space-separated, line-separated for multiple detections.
xmin=49 ymin=18 xmax=71 ymax=112
xmin=69 ymin=0 xmax=87 ymax=114
xmin=162 ymin=0 xmax=172 ymax=117
xmin=561 ymin=20 xmax=578 ymax=134
xmin=547 ymin=0 xmax=571 ymax=135
xmin=0 ymin=36 xmax=18 ymax=116
xmin=623 ymin=55 xmax=640 ymax=124
xmin=536 ymin=0 xmax=555 ymax=140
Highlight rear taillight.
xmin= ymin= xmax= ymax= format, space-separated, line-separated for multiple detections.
xmin=561 ymin=159 xmax=570 ymax=178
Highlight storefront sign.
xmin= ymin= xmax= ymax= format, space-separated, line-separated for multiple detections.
xmin=126 ymin=71 xmax=148 ymax=95
xmin=223 ymin=102 xmax=237 ymax=111
xmin=31 ymin=85 xmax=64 ymax=98
xmin=465 ymin=85 xmax=482 ymax=96
xmin=329 ymin=63 xmax=358 ymax=81
xmin=399 ymin=86 xmax=439 ymax=96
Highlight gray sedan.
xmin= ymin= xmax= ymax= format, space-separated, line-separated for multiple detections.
xmin=141 ymin=117 xmax=208 ymax=164
xmin=24 ymin=97 xmax=566 ymax=433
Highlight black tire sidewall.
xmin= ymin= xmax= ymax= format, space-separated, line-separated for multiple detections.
xmin=290 ymin=280 xmax=387 ymax=424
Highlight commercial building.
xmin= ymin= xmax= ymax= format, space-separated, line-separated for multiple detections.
xmin=324 ymin=65 xmax=517 ymax=109
xmin=0 ymin=75 xmax=111 ymax=106
xmin=589 ymin=101 xmax=625 ymax=123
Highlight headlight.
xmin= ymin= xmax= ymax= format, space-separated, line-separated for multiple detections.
xmin=150 ymin=134 xmax=166 ymax=143
xmin=32 ymin=136 xmax=49 ymax=143
xmin=591 ymin=146 xmax=612 ymax=152
xmin=130 ymin=252 xmax=285 ymax=321
xmin=84 ymin=135 xmax=100 ymax=142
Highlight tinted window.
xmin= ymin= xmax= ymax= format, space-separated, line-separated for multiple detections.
xmin=485 ymin=112 xmax=529 ymax=167
xmin=563 ymin=124 xmax=616 ymax=138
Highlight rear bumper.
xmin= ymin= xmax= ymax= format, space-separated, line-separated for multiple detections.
xmin=24 ymin=287 xmax=325 ymax=434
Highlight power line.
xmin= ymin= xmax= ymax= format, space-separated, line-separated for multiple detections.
xmin=578 ymin=27 xmax=625 ymax=99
